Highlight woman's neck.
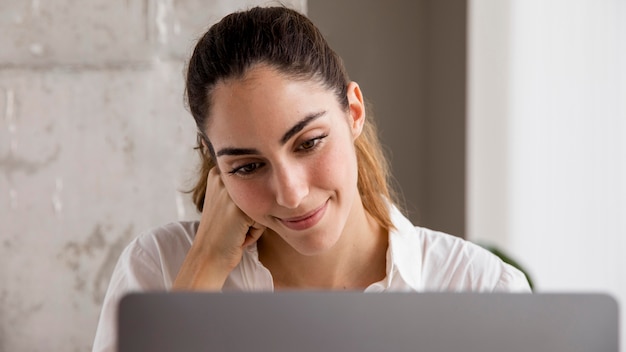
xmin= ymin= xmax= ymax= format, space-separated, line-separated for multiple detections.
xmin=257 ymin=198 xmax=388 ymax=290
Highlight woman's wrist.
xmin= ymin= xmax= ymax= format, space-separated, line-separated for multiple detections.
xmin=172 ymin=246 xmax=232 ymax=291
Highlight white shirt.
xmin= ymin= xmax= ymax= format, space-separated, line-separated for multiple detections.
xmin=92 ymin=206 xmax=531 ymax=351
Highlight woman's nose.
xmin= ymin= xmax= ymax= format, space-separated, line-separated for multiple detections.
xmin=272 ymin=164 xmax=309 ymax=209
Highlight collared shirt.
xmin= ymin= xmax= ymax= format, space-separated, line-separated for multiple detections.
xmin=92 ymin=206 xmax=531 ymax=351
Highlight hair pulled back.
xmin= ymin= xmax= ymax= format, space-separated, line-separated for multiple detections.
xmin=186 ymin=6 xmax=396 ymax=231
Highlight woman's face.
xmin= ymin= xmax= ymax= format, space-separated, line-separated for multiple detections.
xmin=206 ymin=65 xmax=366 ymax=255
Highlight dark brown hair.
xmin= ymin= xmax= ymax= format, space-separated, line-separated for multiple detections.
xmin=185 ymin=6 xmax=396 ymax=231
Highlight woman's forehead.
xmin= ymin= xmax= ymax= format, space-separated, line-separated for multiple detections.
xmin=206 ymin=66 xmax=339 ymax=141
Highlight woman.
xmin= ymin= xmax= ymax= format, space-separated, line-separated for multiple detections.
xmin=93 ymin=6 xmax=530 ymax=351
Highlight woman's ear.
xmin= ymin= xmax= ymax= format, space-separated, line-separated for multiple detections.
xmin=346 ymin=82 xmax=366 ymax=140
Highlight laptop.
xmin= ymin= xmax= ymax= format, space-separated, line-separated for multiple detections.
xmin=118 ymin=292 xmax=619 ymax=352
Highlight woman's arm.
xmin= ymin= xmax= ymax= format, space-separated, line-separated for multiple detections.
xmin=172 ymin=167 xmax=264 ymax=290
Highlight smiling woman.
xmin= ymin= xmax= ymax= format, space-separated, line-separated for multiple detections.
xmin=206 ymin=66 xmax=369 ymax=259
xmin=92 ymin=6 xmax=531 ymax=352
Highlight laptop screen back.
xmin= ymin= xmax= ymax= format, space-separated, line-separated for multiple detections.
xmin=118 ymin=292 xmax=618 ymax=352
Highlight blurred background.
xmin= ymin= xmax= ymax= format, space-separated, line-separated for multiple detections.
xmin=1 ymin=0 xmax=624 ymax=350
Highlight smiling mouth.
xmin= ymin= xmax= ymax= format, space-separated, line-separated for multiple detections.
xmin=278 ymin=200 xmax=329 ymax=231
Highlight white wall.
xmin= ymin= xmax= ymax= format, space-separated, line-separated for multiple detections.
xmin=469 ymin=0 xmax=626 ymax=348
xmin=0 ymin=1 xmax=305 ymax=351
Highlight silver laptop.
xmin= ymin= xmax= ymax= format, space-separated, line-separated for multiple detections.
xmin=118 ymin=292 xmax=619 ymax=352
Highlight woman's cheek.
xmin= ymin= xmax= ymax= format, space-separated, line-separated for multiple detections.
xmin=225 ymin=182 xmax=267 ymax=219
xmin=323 ymin=142 xmax=357 ymax=182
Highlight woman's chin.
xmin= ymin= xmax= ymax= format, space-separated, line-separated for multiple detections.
xmin=285 ymin=231 xmax=343 ymax=257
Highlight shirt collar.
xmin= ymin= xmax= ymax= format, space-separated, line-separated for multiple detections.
xmin=241 ymin=204 xmax=423 ymax=291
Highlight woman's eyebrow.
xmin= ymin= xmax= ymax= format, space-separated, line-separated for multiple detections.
xmin=279 ymin=111 xmax=326 ymax=145
xmin=216 ymin=111 xmax=327 ymax=157
xmin=216 ymin=147 xmax=260 ymax=157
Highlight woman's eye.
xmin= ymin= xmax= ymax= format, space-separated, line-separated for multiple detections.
xmin=298 ymin=135 xmax=327 ymax=151
xmin=230 ymin=162 xmax=263 ymax=176
xmin=300 ymin=139 xmax=317 ymax=150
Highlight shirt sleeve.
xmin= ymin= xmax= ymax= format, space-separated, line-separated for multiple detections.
xmin=91 ymin=236 xmax=166 ymax=352
xmin=494 ymin=263 xmax=532 ymax=293
xmin=464 ymin=241 xmax=532 ymax=293
xmin=418 ymin=228 xmax=532 ymax=292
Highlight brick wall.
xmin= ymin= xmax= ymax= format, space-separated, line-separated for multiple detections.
xmin=0 ymin=1 xmax=306 ymax=350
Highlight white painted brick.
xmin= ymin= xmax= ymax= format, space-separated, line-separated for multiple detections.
xmin=0 ymin=1 xmax=151 ymax=66
xmin=0 ymin=0 xmax=308 ymax=67
xmin=0 ymin=63 xmax=200 ymax=351
xmin=0 ymin=1 xmax=308 ymax=350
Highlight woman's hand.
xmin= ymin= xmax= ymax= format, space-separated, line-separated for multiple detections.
xmin=173 ymin=167 xmax=265 ymax=290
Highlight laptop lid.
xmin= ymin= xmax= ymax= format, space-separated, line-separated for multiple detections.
xmin=118 ymin=292 xmax=619 ymax=352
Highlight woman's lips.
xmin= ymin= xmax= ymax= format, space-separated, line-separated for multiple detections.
xmin=279 ymin=200 xmax=328 ymax=231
